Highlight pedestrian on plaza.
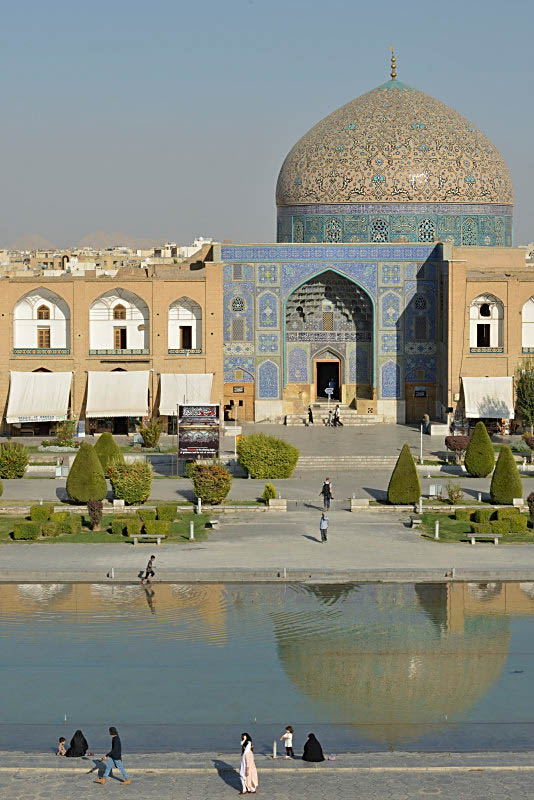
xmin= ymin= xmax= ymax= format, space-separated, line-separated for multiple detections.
xmin=280 ymin=725 xmax=294 ymax=759
xmin=422 ymin=413 xmax=430 ymax=434
xmin=307 ymin=406 xmax=314 ymax=426
xmin=333 ymin=405 xmax=343 ymax=427
xmin=57 ymin=737 xmax=67 ymax=756
xmin=326 ymin=408 xmax=333 ymax=427
xmin=320 ymin=477 xmax=333 ymax=509
xmin=96 ymin=727 xmax=131 ymax=786
xmin=140 ymin=554 xmax=156 ymax=585
xmin=302 ymin=732 xmax=325 ymax=762
xmin=239 ymin=732 xmax=258 ymax=794
xmin=65 ymin=729 xmax=90 ymax=758
xmin=319 ymin=512 xmax=329 ymax=543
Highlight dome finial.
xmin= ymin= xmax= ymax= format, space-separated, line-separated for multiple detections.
xmin=389 ymin=44 xmax=397 ymax=80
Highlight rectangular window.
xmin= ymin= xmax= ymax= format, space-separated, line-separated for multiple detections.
xmin=322 ymin=311 xmax=334 ymax=331
xmin=232 ymin=264 xmax=243 ymax=280
xmin=179 ymin=325 xmax=193 ymax=349
xmin=37 ymin=328 xmax=50 ymax=348
xmin=414 ymin=316 xmax=427 ymax=341
xmin=114 ymin=327 xmax=127 ymax=349
xmin=231 ymin=318 xmax=245 ymax=341
xmin=477 ymin=323 xmax=490 ymax=348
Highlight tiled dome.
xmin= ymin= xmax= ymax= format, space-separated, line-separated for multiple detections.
xmin=276 ymin=79 xmax=513 ymax=208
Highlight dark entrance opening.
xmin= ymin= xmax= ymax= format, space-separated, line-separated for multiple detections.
xmin=113 ymin=417 xmax=129 ymax=435
xmin=316 ymin=361 xmax=340 ymax=401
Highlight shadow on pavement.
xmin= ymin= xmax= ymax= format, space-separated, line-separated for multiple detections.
xmin=213 ymin=759 xmax=241 ymax=790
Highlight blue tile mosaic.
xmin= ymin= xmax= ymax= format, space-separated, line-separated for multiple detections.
xmin=224 ymin=357 xmax=255 ymax=383
xmin=258 ymin=359 xmax=280 ymax=399
xmin=381 ymin=360 xmax=402 ymax=398
xmin=257 ymin=291 xmax=279 ymax=328
xmin=288 ymin=346 xmax=309 ymax=383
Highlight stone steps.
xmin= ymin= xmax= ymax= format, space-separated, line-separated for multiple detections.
xmin=296 ymin=455 xmax=397 ymax=470
xmin=286 ymin=409 xmax=382 ymax=426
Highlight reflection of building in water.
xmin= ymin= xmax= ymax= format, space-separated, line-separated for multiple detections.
xmin=273 ymin=583 xmax=518 ymax=747
xmin=0 ymin=583 xmax=227 ymax=644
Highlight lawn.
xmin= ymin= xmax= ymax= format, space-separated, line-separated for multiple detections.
xmin=420 ymin=511 xmax=534 ymax=544
xmin=0 ymin=511 xmax=211 ymax=545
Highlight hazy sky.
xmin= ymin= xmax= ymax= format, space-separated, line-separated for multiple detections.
xmin=1 ymin=0 xmax=532 ymax=247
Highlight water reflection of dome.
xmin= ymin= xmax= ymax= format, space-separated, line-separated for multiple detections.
xmin=467 ymin=582 xmax=503 ymax=601
xmin=16 ymin=584 xmax=68 ymax=602
xmin=274 ymin=584 xmax=509 ymax=747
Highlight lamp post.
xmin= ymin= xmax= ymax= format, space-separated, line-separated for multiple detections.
xmin=420 ymin=423 xmax=424 ymax=465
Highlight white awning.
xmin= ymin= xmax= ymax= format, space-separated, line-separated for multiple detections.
xmin=461 ymin=376 xmax=514 ymax=419
xmin=159 ymin=373 xmax=213 ymax=415
xmin=86 ymin=371 xmax=149 ymax=418
xmin=7 ymin=371 xmax=72 ymax=424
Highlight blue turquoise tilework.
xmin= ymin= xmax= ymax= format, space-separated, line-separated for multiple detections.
xmin=258 ymin=359 xmax=280 ymax=399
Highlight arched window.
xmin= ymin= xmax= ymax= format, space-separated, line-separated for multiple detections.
xmin=469 ymin=294 xmax=503 ymax=350
xmin=231 ymin=297 xmax=245 ymax=312
xmin=522 ymin=297 xmax=534 ymax=351
xmin=37 ymin=305 xmax=50 ymax=320
xmin=113 ymin=304 xmax=127 ymax=320
xmin=89 ymin=289 xmax=149 ymax=352
xmin=13 ymin=289 xmax=70 ymax=352
xmin=168 ymin=297 xmax=202 ymax=351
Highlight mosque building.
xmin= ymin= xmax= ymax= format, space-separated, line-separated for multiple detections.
xmin=0 ymin=53 xmax=531 ymax=431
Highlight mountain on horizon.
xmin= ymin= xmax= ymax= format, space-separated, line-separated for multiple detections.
xmin=8 ymin=233 xmax=56 ymax=251
xmin=77 ymin=231 xmax=161 ymax=250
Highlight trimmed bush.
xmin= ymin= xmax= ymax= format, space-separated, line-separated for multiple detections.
xmin=138 ymin=418 xmax=164 ymax=449
xmin=13 ymin=520 xmax=40 ymax=540
xmin=262 ymin=483 xmax=277 ymax=504
xmin=184 ymin=461 xmax=198 ymax=478
xmin=66 ymin=442 xmax=107 ymax=503
xmin=387 ymin=444 xmax=421 ymax=505
xmin=464 ymin=422 xmax=495 ymax=477
xmin=446 ymin=481 xmax=464 ymax=504
xmin=473 ymin=508 xmax=492 ymax=524
xmin=67 ymin=516 xmax=82 ymax=535
xmin=94 ymin=433 xmax=124 ymax=472
xmin=111 ymin=518 xmax=128 ymax=536
xmin=470 ymin=522 xmax=484 ymax=533
xmin=137 ymin=509 xmax=156 ymax=523
xmin=51 ymin=511 xmax=70 ymax=522
xmin=490 ymin=446 xmax=523 ymax=505
xmin=108 ymin=462 xmax=153 ymax=505
xmin=30 ymin=504 xmax=54 ymax=524
xmin=191 ymin=463 xmax=232 ymax=505
xmin=444 ymin=435 xmax=470 ymax=464
xmin=490 ymin=519 xmax=511 ymax=534
xmin=144 ymin=519 xmax=170 ymax=536
xmin=87 ymin=499 xmax=103 ymax=530
xmin=0 ymin=442 xmax=29 ymax=478
xmin=495 ymin=507 xmax=520 ymax=521
xmin=454 ymin=509 xmax=471 ymax=521
xmin=510 ymin=515 xmax=528 ymax=533
xmin=237 ymin=434 xmax=299 ymax=479
xmin=42 ymin=521 xmax=61 ymax=538
xmin=126 ymin=518 xmax=142 ymax=537
xmin=156 ymin=505 xmax=177 ymax=522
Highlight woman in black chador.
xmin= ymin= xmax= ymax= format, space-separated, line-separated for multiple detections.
xmin=302 ymin=732 xmax=325 ymax=762
xmin=65 ymin=729 xmax=89 ymax=758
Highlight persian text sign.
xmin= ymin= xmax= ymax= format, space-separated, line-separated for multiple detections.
xmin=178 ymin=404 xmax=220 ymax=458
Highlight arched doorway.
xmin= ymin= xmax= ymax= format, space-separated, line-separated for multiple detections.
xmin=285 ymin=270 xmax=374 ymax=407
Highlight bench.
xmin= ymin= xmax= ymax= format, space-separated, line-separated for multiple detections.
xmin=411 ymin=517 xmax=422 ymax=528
xmin=208 ymin=519 xmax=220 ymax=529
xmin=128 ymin=534 xmax=166 ymax=546
xmin=464 ymin=533 xmax=502 ymax=546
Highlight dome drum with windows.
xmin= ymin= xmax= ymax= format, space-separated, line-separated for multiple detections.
xmin=276 ymin=54 xmax=513 ymax=246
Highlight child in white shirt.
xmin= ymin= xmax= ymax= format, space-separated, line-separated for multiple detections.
xmin=280 ymin=725 xmax=294 ymax=759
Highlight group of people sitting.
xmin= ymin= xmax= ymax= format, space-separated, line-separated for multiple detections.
xmin=57 ymin=729 xmax=92 ymax=758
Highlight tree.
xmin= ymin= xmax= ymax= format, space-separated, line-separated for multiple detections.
xmin=191 ymin=463 xmax=232 ymax=504
xmin=66 ymin=442 xmax=107 ymax=503
xmin=138 ymin=418 xmax=163 ymax=449
xmin=387 ymin=444 xmax=421 ymax=505
xmin=490 ymin=445 xmax=523 ymax=505
xmin=444 ymin=435 xmax=469 ymax=464
xmin=237 ymin=434 xmax=299 ymax=479
xmin=516 ymin=357 xmax=534 ymax=434
xmin=94 ymin=432 xmax=125 ymax=471
xmin=464 ymin=421 xmax=495 ymax=477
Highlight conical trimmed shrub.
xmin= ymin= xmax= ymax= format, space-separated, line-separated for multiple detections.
xmin=94 ymin=432 xmax=125 ymax=472
xmin=66 ymin=442 xmax=107 ymax=503
xmin=464 ymin=421 xmax=495 ymax=477
xmin=387 ymin=443 xmax=421 ymax=505
xmin=490 ymin=445 xmax=523 ymax=505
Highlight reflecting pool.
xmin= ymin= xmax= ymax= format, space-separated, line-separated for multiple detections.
xmin=1 ymin=582 xmax=534 ymax=752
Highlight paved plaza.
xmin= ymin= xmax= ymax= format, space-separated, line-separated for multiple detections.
xmin=2 ymin=752 xmax=534 ymax=799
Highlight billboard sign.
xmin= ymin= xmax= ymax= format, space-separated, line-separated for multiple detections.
xmin=178 ymin=404 xmax=220 ymax=458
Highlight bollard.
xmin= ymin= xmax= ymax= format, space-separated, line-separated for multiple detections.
xmin=418 ymin=497 xmax=423 ymax=514
xmin=189 ymin=520 xmax=195 ymax=540
xmin=197 ymin=497 xmax=202 ymax=514
xmin=39 ymin=498 xmax=43 ymax=505
xmin=478 ymin=492 xmax=482 ymax=502
xmin=434 ymin=520 xmax=439 ymax=540
xmin=273 ymin=740 xmax=277 ymax=759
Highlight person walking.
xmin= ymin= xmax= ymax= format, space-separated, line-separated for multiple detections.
xmin=320 ymin=478 xmax=333 ymax=509
xmin=239 ymin=732 xmax=258 ymax=794
xmin=422 ymin=413 xmax=430 ymax=434
xmin=333 ymin=405 xmax=343 ymax=427
xmin=96 ymin=727 xmax=131 ymax=786
xmin=319 ymin=512 xmax=329 ymax=543
xmin=326 ymin=408 xmax=333 ymax=427
xmin=307 ymin=406 xmax=314 ymax=426
xmin=141 ymin=555 xmax=156 ymax=585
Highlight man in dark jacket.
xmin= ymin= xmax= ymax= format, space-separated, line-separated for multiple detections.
xmin=96 ymin=727 xmax=131 ymax=785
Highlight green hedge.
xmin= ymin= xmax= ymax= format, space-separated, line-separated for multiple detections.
xmin=510 ymin=515 xmax=528 ymax=532
xmin=94 ymin=432 xmax=124 ymax=471
xmin=30 ymin=504 xmax=54 ymax=523
xmin=156 ymin=505 xmax=177 ymax=521
xmin=495 ymin=507 xmax=520 ymax=520
xmin=454 ymin=509 xmax=471 ymax=521
xmin=13 ymin=520 xmax=40 ymax=540
xmin=262 ymin=483 xmax=277 ymax=504
xmin=470 ymin=522 xmax=483 ymax=533
xmin=490 ymin=519 xmax=511 ymax=534
xmin=136 ymin=509 xmax=156 ymax=523
xmin=184 ymin=461 xmax=198 ymax=478
xmin=126 ymin=518 xmax=142 ymax=537
xmin=0 ymin=442 xmax=29 ymax=478
xmin=144 ymin=519 xmax=170 ymax=536
xmin=108 ymin=462 xmax=153 ymax=505
xmin=387 ymin=444 xmax=421 ymax=505
xmin=464 ymin=422 xmax=495 ymax=477
xmin=51 ymin=511 xmax=70 ymax=523
xmin=111 ymin=518 xmax=129 ymax=536
xmin=490 ymin=446 xmax=523 ymax=505
xmin=473 ymin=508 xmax=492 ymax=524
xmin=191 ymin=464 xmax=232 ymax=504
xmin=237 ymin=434 xmax=299 ymax=479
xmin=42 ymin=521 xmax=61 ymax=537
xmin=66 ymin=442 xmax=107 ymax=503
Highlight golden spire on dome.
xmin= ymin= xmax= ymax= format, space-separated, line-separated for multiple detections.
xmin=389 ymin=45 xmax=397 ymax=80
